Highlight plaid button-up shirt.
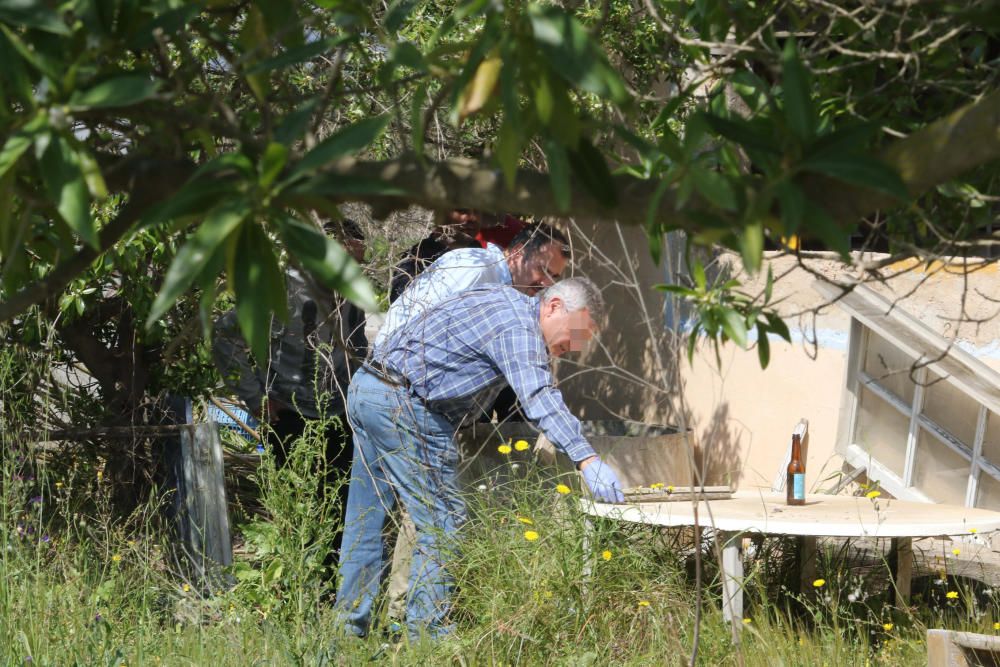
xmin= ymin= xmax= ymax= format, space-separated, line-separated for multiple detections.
xmin=375 ymin=285 xmax=597 ymax=463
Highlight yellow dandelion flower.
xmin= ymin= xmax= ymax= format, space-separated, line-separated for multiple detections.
xmin=638 ymin=600 xmax=650 ymax=607
xmin=182 ymin=583 xmax=191 ymax=593
xmin=971 ymin=528 xmax=978 ymax=534
xmin=667 ymin=485 xmax=675 ymax=493
xmin=650 ymin=483 xmax=664 ymax=490
xmin=953 ymin=548 xmax=961 ymax=556
xmin=866 ymin=490 xmax=881 ymax=499
xmin=111 ymin=554 xmax=122 ymax=563
xmin=96 ymin=470 xmax=103 ymax=481
xmin=127 ymin=539 xmax=135 ymax=547
xmin=812 ymin=578 xmax=826 ymax=588
xmin=555 ymin=484 xmax=571 ymax=495
xmin=523 ymin=530 xmax=539 ymax=542
xmin=514 ymin=440 xmax=530 ymax=451
xmin=55 ymin=481 xmax=63 ymax=489
xmin=517 ymin=516 xmax=534 ymax=525
xmin=946 ymin=591 xmax=959 ymax=599
xmin=994 ymin=622 xmax=999 ymax=630
xmin=498 ymin=444 xmax=512 ymax=455
xmin=602 ymin=550 xmax=612 ymax=561
xmin=883 ymin=623 xmax=893 ymax=631
xmin=742 ymin=618 xmax=752 ymax=625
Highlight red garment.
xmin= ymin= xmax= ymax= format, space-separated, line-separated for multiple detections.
xmin=476 ymin=215 xmax=525 ymax=249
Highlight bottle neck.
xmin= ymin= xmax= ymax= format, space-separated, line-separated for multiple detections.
xmin=790 ymin=434 xmax=802 ymax=461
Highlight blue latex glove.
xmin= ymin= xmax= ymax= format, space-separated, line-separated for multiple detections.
xmin=580 ymin=457 xmax=624 ymax=503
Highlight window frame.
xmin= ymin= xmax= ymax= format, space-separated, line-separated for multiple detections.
xmin=816 ymin=282 xmax=1000 ymax=507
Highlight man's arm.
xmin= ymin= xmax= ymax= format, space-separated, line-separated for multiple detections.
xmin=485 ymin=326 xmax=597 ymax=464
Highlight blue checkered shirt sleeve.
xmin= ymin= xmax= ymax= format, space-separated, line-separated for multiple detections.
xmin=486 ymin=326 xmax=596 ymax=464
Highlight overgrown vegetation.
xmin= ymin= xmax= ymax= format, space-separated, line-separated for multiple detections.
xmin=0 ymin=337 xmax=992 ymax=664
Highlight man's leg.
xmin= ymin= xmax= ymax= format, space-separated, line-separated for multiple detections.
xmin=376 ymin=395 xmax=464 ymax=638
xmin=334 ymin=369 xmax=397 ymax=636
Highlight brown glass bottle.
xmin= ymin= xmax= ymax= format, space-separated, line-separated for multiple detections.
xmin=786 ymin=433 xmax=806 ymax=506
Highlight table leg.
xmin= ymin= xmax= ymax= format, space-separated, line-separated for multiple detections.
xmin=720 ymin=530 xmax=743 ymax=624
xmin=891 ymin=536 xmax=913 ymax=607
xmin=581 ymin=515 xmax=594 ymax=583
xmin=799 ymin=536 xmax=818 ymax=598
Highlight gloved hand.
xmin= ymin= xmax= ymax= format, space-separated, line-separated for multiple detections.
xmin=580 ymin=457 xmax=624 ymax=503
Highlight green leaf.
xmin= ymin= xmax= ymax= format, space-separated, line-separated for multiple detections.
xmin=495 ymin=115 xmax=522 ymax=191
xmin=287 ymin=174 xmax=409 ymax=198
xmin=543 ymin=138 xmax=570 ymax=213
xmin=756 ymin=322 xmax=771 ymax=368
xmin=275 ymin=99 xmax=318 ymax=145
xmin=288 ymin=115 xmax=390 ymax=180
xmin=799 ymin=154 xmax=909 ymax=201
xmin=719 ymin=307 xmax=748 ymax=348
xmin=0 ymin=0 xmax=69 ymax=34
xmin=775 ymin=181 xmax=805 ymax=236
xmin=528 ymin=5 xmax=628 ymax=105
xmin=258 ymin=142 xmax=288 ymax=189
xmin=36 ymin=133 xmax=95 ymax=248
xmin=410 ymin=81 xmax=429 ymax=156
xmin=690 ymin=167 xmax=737 ymax=211
xmin=68 ymin=75 xmax=159 ymax=110
xmin=703 ymin=113 xmax=779 ymax=155
xmin=780 ymin=39 xmax=814 ymax=142
xmin=805 ymin=123 xmax=878 ymax=161
xmin=644 ymin=179 xmax=672 ymax=265
xmin=765 ymin=311 xmax=791 ymax=342
xmin=383 ymin=0 xmax=418 ymax=33
xmin=145 ymin=199 xmax=251 ymax=328
xmin=277 ymin=216 xmax=377 ymax=311
xmin=0 ymin=113 xmax=45 ymax=180
xmin=229 ymin=222 xmax=287 ymax=362
xmin=567 ymin=137 xmax=617 ymax=207
xmin=691 ymin=259 xmax=706 ymax=291
xmin=739 ymin=220 xmax=764 ymax=275
xmin=138 ymin=178 xmax=239 ymax=231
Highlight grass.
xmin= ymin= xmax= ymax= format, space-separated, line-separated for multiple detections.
xmin=1 ymin=416 xmax=997 ymax=664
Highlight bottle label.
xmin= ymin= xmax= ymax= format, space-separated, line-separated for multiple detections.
xmin=792 ymin=473 xmax=805 ymax=500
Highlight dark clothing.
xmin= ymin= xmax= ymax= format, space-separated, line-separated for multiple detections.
xmin=213 ymin=267 xmax=367 ymax=559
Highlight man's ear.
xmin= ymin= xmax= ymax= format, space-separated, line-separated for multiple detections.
xmin=544 ymin=296 xmax=563 ymax=314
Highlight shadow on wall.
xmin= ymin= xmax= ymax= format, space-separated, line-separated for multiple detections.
xmin=552 ymin=220 xmax=744 ymax=489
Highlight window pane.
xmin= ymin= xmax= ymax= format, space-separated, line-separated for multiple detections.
xmin=912 ymin=428 xmax=970 ymax=506
xmin=862 ymin=330 xmax=916 ymax=404
xmin=922 ymin=371 xmax=979 ymax=446
xmin=980 ymin=411 xmax=1000 ymax=467
xmin=854 ymin=386 xmax=910 ymax=477
xmin=977 ymin=471 xmax=1000 ymax=511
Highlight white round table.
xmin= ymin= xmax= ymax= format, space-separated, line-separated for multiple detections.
xmin=582 ymin=491 xmax=1000 ymax=623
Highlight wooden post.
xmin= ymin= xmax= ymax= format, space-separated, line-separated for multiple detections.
xmin=892 ymin=536 xmax=913 ymax=607
xmin=163 ymin=418 xmax=233 ymax=590
xmin=799 ymin=536 xmax=819 ymax=599
xmin=720 ymin=530 xmax=744 ymax=625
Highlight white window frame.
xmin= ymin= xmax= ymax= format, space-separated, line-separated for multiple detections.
xmin=814 ymin=281 xmax=1000 ymax=507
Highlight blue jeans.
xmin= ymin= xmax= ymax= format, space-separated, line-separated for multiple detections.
xmin=335 ymin=367 xmax=465 ymax=638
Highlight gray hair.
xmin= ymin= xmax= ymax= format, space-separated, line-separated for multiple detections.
xmin=539 ymin=276 xmax=604 ymax=325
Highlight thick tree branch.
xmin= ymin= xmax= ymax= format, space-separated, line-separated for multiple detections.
xmin=813 ymin=89 xmax=1000 ymax=221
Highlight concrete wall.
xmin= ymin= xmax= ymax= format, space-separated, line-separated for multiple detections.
xmin=557 ymin=221 xmax=1000 ymax=492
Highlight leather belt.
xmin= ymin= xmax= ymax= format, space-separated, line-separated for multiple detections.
xmin=363 ymin=360 xmax=410 ymax=390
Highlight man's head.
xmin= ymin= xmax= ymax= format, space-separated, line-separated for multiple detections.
xmin=325 ymin=218 xmax=366 ymax=262
xmin=537 ymin=277 xmax=603 ymax=358
xmin=438 ymin=208 xmax=482 ymax=247
xmin=505 ymin=223 xmax=571 ymax=296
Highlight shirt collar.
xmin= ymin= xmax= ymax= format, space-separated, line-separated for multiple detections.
xmin=486 ymin=242 xmax=512 ymax=285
